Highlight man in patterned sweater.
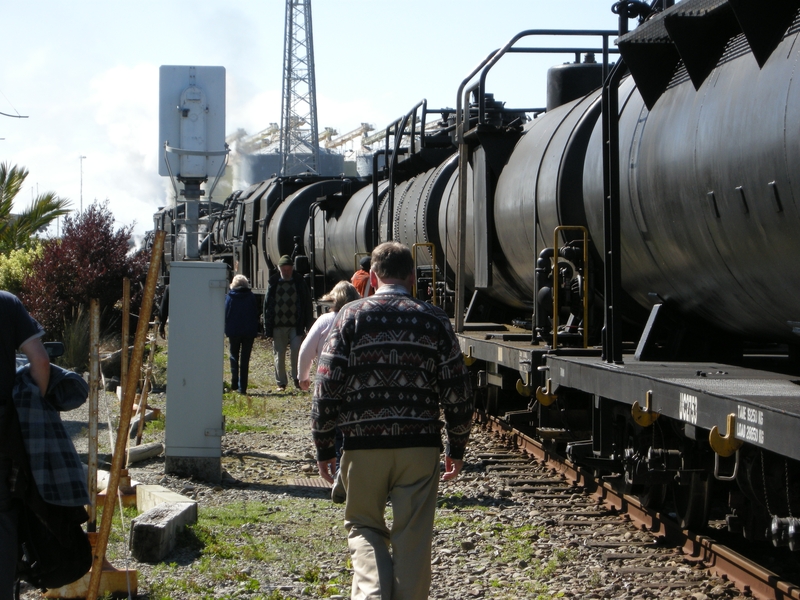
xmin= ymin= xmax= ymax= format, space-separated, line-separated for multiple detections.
xmin=312 ymin=242 xmax=473 ymax=600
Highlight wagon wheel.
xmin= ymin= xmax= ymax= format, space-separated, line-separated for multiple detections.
xmin=671 ymin=471 xmax=711 ymax=531
xmin=614 ymin=407 xmax=667 ymax=510
xmin=630 ymin=481 xmax=667 ymax=509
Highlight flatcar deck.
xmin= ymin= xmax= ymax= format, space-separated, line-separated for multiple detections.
xmin=545 ymin=354 xmax=800 ymax=461
xmin=455 ymin=323 xmax=545 ymax=379
xmin=454 ymin=323 xmax=602 ymax=382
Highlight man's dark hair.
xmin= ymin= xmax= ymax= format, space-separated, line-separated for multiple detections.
xmin=371 ymin=242 xmax=413 ymax=280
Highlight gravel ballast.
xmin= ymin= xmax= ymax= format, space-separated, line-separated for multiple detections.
xmin=16 ymin=337 xmax=751 ymax=599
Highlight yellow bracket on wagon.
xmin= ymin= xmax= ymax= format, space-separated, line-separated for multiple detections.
xmin=536 ymin=379 xmax=557 ymax=406
xmin=631 ymin=390 xmax=660 ymax=427
xmin=709 ymin=413 xmax=744 ymax=457
xmin=463 ymin=345 xmax=477 ymax=367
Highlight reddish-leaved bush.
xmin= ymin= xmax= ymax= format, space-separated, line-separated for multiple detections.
xmin=21 ymin=202 xmax=149 ymax=339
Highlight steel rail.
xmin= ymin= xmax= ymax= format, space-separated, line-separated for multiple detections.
xmin=479 ymin=414 xmax=800 ymax=600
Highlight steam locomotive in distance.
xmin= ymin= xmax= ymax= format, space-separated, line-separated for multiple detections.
xmin=153 ymin=0 xmax=800 ymax=552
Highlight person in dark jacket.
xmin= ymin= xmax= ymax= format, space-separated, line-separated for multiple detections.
xmin=158 ymin=284 xmax=169 ymax=339
xmin=263 ymin=255 xmax=313 ymax=392
xmin=1 ymin=291 xmax=49 ymax=599
xmin=225 ymin=275 xmax=260 ymax=394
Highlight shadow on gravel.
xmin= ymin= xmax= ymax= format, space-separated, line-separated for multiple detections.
xmin=220 ymin=478 xmax=333 ymax=499
xmin=62 ymin=418 xmax=109 ymax=436
xmin=230 ymin=451 xmax=307 ymax=462
xmin=437 ymin=492 xmax=522 ymax=510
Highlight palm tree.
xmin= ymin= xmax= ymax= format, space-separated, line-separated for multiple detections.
xmin=0 ymin=162 xmax=72 ymax=254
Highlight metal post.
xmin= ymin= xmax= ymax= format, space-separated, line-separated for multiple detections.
xmin=453 ymin=142 xmax=470 ymax=333
xmin=602 ymin=61 xmax=625 ymax=364
xmin=371 ymin=150 xmax=386 ymax=249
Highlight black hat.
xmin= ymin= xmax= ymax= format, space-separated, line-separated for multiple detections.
xmin=278 ymin=255 xmax=293 ymax=267
xmin=359 ymin=256 xmax=371 ymax=270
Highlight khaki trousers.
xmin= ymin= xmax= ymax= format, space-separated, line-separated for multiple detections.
xmin=341 ymin=447 xmax=440 ymax=600
xmin=271 ymin=326 xmax=302 ymax=387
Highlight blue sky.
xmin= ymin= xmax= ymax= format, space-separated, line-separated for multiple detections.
xmin=2 ymin=0 xmax=621 ymax=236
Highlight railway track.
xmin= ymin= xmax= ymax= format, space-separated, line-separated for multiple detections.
xmin=16 ymin=347 xmax=798 ymax=599
xmin=474 ymin=415 xmax=800 ymax=600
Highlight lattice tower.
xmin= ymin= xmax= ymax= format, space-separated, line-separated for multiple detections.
xmin=280 ymin=0 xmax=320 ymax=176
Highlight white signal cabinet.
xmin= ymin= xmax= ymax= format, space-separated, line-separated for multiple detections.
xmin=164 ymin=261 xmax=227 ymax=482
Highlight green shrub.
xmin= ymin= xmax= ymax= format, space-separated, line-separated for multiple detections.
xmin=0 ymin=244 xmax=42 ymax=296
xmin=58 ymin=305 xmax=90 ymax=371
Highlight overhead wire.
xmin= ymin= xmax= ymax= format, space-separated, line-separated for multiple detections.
xmin=0 ymin=88 xmax=28 ymax=118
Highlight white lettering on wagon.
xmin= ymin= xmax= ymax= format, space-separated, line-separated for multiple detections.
xmin=679 ymin=393 xmax=698 ymax=425
xmin=736 ymin=405 xmax=765 ymax=445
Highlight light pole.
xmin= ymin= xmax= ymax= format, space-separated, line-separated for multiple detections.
xmin=79 ymin=155 xmax=86 ymax=213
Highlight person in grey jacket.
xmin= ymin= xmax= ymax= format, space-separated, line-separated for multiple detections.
xmin=0 ymin=291 xmax=49 ymax=600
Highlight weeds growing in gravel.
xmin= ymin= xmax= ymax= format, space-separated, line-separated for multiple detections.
xmin=142 ymin=498 xmax=351 ymax=598
xmin=150 ymin=344 xmax=168 ymax=388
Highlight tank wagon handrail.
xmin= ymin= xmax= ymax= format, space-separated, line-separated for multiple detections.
xmin=371 ymin=100 xmax=430 ymax=244
xmin=453 ymin=29 xmax=618 ymax=332
xmin=364 ymin=107 xmax=454 ymax=146
xmin=308 ymin=200 xmax=326 ymax=302
xmin=552 ymin=226 xmax=589 ymax=351
xmin=370 ymin=148 xmax=408 ymax=248
xmin=455 ymin=29 xmax=619 ymax=143
xmin=379 ymin=99 xmax=427 ymax=161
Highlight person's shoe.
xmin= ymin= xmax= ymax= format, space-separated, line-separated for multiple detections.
xmin=293 ymin=378 xmax=301 ymax=390
xmin=276 ymin=385 xmax=286 ymax=392
xmin=331 ymin=471 xmax=346 ymax=504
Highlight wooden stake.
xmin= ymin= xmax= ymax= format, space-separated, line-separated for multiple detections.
xmin=85 ymin=230 xmax=165 ymax=600
xmin=87 ymin=300 xmax=100 ymax=533
xmin=121 ymin=277 xmax=130 ymax=395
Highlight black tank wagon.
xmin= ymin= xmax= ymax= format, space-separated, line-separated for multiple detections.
xmin=152 ymin=0 xmax=800 ymax=550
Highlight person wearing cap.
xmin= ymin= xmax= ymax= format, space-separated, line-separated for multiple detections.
xmin=263 ymin=255 xmax=313 ymax=392
xmin=350 ymin=256 xmax=373 ymax=298
xmin=225 ymin=275 xmax=260 ymax=394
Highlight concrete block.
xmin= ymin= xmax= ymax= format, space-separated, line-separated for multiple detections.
xmin=136 ymin=484 xmax=196 ymax=513
xmin=129 ymin=502 xmax=197 ymax=562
